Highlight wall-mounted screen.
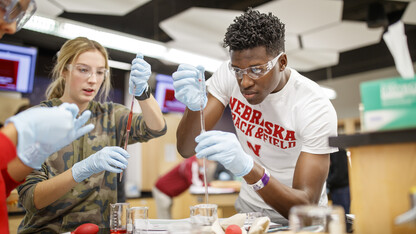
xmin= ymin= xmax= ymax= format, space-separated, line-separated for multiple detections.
xmin=154 ymin=73 xmax=186 ymax=113
xmin=0 ymin=42 xmax=37 ymax=93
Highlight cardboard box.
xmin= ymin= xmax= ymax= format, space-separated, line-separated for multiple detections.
xmin=360 ymin=76 xmax=416 ymax=131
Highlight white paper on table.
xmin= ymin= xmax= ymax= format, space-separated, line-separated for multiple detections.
xmin=189 ymin=185 xmax=235 ymax=194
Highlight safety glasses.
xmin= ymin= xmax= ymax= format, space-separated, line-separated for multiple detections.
xmin=228 ymin=52 xmax=283 ymax=80
xmin=66 ymin=64 xmax=109 ymax=81
xmin=0 ymin=0 xmax=37 ymax=31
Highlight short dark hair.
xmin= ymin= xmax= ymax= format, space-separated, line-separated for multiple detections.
xmin=223 ymin=8 xmax=285 ymax=56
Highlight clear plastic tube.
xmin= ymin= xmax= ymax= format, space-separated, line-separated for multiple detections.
xmin=199 ymin=70 xmax=208 ymax=204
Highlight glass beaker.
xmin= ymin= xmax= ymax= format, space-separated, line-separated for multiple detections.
xmin=110 ymin=202 xmax=130 ymax=233
xmin=128 ymin=206 xmax=149 ymax=234
xmin=189 ymin=204 xmax=218 ymax=227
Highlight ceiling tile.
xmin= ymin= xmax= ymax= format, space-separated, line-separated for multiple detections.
xmin=403 ymin=1 xmax=416 ymax=25
xmin=159 ymin=7 xmax=242 ymax=42
xmin=54 ymin=0 xmax=150 ymax=16
xmin=255 ymin=0 xmax=343 ymax=34
xmin=166 ymin=41 xmax=229 ymax=61
xmin=286 ymin=34 xmax=301 ymax=52
xmin=287 ymin=49 xmax=339 ymax=72
xmin=302 ymin=21 xmax=383 ymax=52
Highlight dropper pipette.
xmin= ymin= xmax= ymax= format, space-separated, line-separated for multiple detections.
xmin=198 ymin=69 xmax=209 ymax=204
xmin=120 ymin=91 xmax=135 ymax=182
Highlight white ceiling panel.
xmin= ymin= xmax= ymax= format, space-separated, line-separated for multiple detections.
xmin=285 ymin=34 xmax=301 ymax=52
xmin=287 ymin=49 xmax=339 ymax=72
xmin=54 ymin=0 xmax=150 ymax=16
xmin=402 ymin=1 xmax=416 ymax=25
xmin=160 ymin=7 xmax=242 ymax=42
xmin=166 ymin=41 xmax=229 ymax=61
xmin=36 ymin=1 xmax=64 ymax=17
xmin=255 ymin=0 xmax=343 ymax=34
xmin=302 ymin=21 xmax=383 ymax=52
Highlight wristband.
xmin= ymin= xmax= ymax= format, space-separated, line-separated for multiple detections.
xmin=135 ymin=86 xmax=151 ymax=101
xmin=248 ymin=167 xmax=270 ymax=191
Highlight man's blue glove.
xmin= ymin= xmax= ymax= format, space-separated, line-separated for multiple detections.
xmin=71 ymin=146 xmax=130 ymax=182
xmin=5 ymin=103 xmax=94 ymax=169
xmin=172 ymin=64 xmax=207 ymax=111
xmin=129 ymin=53 xmax=151 ymax=96
xmin=195 ymin=130 xmax=253 ymax=177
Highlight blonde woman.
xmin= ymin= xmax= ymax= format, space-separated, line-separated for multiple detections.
xmin=17 ymin=37 xmax=167 ymax=232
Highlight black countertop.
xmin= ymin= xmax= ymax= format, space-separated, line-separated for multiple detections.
xmin=328 ymin=128 xmax=416 ymax=148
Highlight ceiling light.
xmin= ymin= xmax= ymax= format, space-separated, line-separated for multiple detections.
xmin=164 ymin=48 xmax=222 ymax=73
xmin=23 ymin=14 xmax=223 ymax=72
xmin=109 ymin=60 xmax=131 ymax=70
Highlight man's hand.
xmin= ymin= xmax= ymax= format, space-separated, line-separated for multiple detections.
xmin=172 ymin=64 xmax=207 ymax=111
xmin=195 ymin=130 xmax=253 ymax=177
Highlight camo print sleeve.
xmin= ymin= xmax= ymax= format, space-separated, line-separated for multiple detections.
xmin=113 ymin=103 xmax=167 ymax=147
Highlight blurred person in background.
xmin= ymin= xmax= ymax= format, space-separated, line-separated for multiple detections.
xmin=327 ymin=148 xmax=350 ymax=214
xmin=152 ymin=156 xmax=215 ymax=219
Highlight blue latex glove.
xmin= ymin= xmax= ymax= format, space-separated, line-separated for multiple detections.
xmin=5 ymin=103 xmax=94 ymax=169
xmin=172 ymin=64 xmax=207 ymax=111
xmin=129 ymin=53 xmax=151 ymax=96
xmin=71 ymin=146 xmax=130 ymax=182
xmin=195 ymin=130 xmax=253 ymax=177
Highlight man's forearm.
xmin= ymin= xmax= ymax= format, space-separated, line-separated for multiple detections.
xmin=176 ymin=109 xmax=203 ymax=157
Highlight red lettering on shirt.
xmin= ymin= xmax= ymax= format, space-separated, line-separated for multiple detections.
xmin=255 ymin=127 xmax=263 ymax=139
xmin=250 ymin=109 xmax=262 ymax=125
xmin=229 ymin=96 xmax=298 ymax=150
xmin=234 ymin=115 xmax=241 ymax=129
xmin=272 ymin=124 xmax=285 ymax=139
xmin=241 ymin=105 xmax=252 ymax=121
xmin=240 ymin=121 xmax=247 ymax=133
xmin=230 ymin=97 xmax=237 ymax=109
xmin=247 ymin=141 xmax=261 ymax=157
xmin=245 ymin=124 xmax=255 ymax=137
xmin=264 ymin=121 xmax=273 ymax=135
xmin=285 ymin=130 xmax=296 ymax=141
xmin=235 ymin=100 xmax=245 ymax=116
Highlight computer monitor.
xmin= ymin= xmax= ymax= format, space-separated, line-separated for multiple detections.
xmin=0 ymin=42 xmax=37 ymax=93
xmin=154 ymin=73 xmax=186 ymax=113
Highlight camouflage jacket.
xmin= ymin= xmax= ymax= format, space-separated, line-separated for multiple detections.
xmin=17 ymin=99 xmax=167 ymax=233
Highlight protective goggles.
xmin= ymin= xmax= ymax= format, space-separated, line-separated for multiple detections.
xmin=0 ymin=0 xmax=37 ymax=31
xmin=229 ymin=52 xmax=283 ymax=80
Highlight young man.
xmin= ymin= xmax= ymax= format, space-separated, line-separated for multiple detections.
xmin=0 ymin=1 xmax=94 ymax=233
xmin=172 ymin=8 xmax=338 ymax=225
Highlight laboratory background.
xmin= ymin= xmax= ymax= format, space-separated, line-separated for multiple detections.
xmin=2 ymin=0 xmax=416 ymax=233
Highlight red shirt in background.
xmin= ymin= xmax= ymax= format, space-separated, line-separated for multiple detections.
xmin=1 ymin=132 xmax=23 ymax=234
xmin=155 ymin=156 xmax=204 ymax=197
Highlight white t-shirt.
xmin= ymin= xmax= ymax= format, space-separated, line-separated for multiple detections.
xmin=206 ymin=61 xmax=338 ymax=213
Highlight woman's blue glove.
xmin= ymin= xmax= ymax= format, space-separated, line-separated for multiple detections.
xmin=172 ymin=64 xmax=207 ymax=111
xmin=71 ymin=146 xmax=130 ymax=182
xmin=129 ymin=53 xmax=151 ymax=96
xmin=5 ymin=103 xmax=94 ymax=169
xmin=195 ymin=130 xmax=253 ymax=177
